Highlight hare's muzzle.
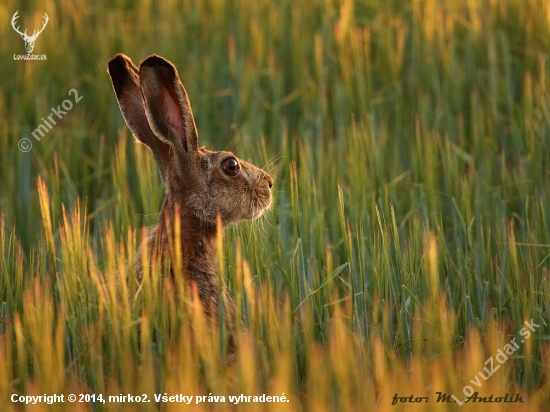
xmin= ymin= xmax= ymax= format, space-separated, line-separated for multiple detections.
xmin=248 ymin=169 xmax=273 ymax=220
xmin=264 ymin=172 xmax=274 ymax=189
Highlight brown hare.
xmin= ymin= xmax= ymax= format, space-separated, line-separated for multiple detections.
xmin=107 ymin=53 xmax=273 ymax=360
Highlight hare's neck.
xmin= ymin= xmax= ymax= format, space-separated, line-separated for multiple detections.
xmin=160 ymin=206 xmax=219 ymax=278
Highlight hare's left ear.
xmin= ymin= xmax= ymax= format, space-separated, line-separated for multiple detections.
xmin=108 ymin=53 xmax=172 ymax=181
xmin=139 ymin=55 xmax=200 ymax=175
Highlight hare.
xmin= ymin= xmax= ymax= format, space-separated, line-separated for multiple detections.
xmin=107 ymin=53 xmax=273 ymax=360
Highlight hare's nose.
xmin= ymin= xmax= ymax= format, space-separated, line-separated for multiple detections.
xmin=264 ymin=173 xmax=273 ymax=189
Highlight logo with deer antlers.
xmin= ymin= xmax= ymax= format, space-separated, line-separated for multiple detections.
xmin=11 ymin=11 xmax=49 ymax=54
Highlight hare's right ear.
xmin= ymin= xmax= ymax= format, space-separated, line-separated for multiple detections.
xmin=138 ymin=55 xmax=200 ymax=176
xmin=108 ymin=54 xmax=171 ymax=181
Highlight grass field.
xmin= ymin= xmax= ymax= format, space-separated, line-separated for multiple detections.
xmin=1 ymin=0 xmax=550 ymax=410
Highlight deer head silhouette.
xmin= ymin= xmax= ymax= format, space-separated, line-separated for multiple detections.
xmin=11 ymin=11 xmax=49 ymax=54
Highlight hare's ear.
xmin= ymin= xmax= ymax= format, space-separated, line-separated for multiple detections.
xmin=108 ymin=54 xmax=171 ymax=181
xmin=138 ymin=55 xmax=199 ymax=172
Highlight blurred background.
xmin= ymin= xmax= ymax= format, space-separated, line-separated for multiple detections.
xmin=1 ymin=0 xmax=550 ymax=410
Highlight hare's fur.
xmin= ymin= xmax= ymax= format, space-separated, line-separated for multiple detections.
xmin=107 ymin=53 xmax=273 ymax=360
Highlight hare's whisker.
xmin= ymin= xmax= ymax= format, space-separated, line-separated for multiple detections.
xmin=262 ymin=151 xmax=283 ymax=171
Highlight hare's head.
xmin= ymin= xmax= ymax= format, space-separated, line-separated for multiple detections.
xmin=108 ymin=54 xmax=273 ymax=227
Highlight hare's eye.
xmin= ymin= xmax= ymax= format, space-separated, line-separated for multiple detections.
xmin=222 ymin=158 xmax=240 ymax=176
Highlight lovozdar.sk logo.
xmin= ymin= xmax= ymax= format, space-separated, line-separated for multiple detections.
xmin=12 ymin=10 xmax=48 ymax=60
